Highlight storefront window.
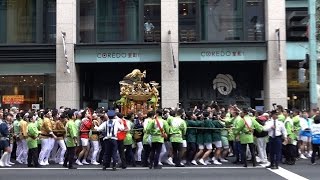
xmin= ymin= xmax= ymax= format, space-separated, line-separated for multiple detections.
xmin=179 ymin=0 xmax=265 ymax=42
xmin=0 ymin=75 xmax=56 ymax=109
xmin=79 ymin=0 xmax=161 ymax=43
xmin=0 ymin=0 xmax=56 ymax=44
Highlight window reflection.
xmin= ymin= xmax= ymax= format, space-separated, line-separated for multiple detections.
xmin=144 ymin=0 xmax=161 ymax=42
xmin=179 ymin=0 xmax=265 ymax=42
xmin=0 ymin=0 xmax=56 ymax=44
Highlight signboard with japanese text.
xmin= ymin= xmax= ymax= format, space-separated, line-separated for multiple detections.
xmin=2 ymin=95 xmax=24 ymax=105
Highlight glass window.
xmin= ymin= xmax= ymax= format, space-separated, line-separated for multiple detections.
xmin=0 ymin=75 xmax=56 ymax=109
xmin=96 ymin=0 xmax=140 ymax=42
xmin=144 ymin=0 xmax=161 ymax=42
xmin=179 ymin=0 xmax=199 ymax=42
xmin=179 ymin=0 xmax=265 ymax=42
xmin=286 ymin=8 xmax=308 ymax=41
xmin=0 ymin=0 xmax=56 ymax=44
xmin=79 ymin=0 xmax=161 ymax=43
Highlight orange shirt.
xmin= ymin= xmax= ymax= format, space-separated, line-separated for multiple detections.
xmin=40 ymin=117 xmax=53 ymax=138
xmin=19 ymin=120 xmax=28 ymax=139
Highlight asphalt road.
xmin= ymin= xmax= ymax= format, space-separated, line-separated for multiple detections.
xmin=0 ymin=158 xmax=317 ymax=180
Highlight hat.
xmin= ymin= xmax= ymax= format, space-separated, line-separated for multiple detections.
xmin=107 ymin=110 xmax=116 ymax=118
xmin=262 ymin=113 xmax=269 ymax=117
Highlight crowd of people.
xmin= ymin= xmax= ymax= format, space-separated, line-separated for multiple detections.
xmin=0 ymin=104 xmax=320 ymax=170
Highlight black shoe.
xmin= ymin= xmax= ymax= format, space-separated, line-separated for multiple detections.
xmin=271 ymin=166 xmax=278 ymax=170
xmin=122 ymin=166 xmax=127 ymax=169
xmin=112 ymin=167 xmax=117 ymax=171
xmin=175 ymin=164 xmax=185 ymax=167
xmin=102 ymin=167 xmax=107 ymax=171
xmin=154 ymin=166 xmax=162 ymax=169
xmin=253 ymin=164 xmax=256 ymax=167
xmin=63 ymin=164 xmax=68 ymax=168
xmin=243 ymin=164 xmax=247 ymax=168
xmin=266 ymin=165 xmax=273 ymax=168
xmin=27 ymin=164 xmax=34 ymax=167
xmin=68 ymin=167 xmax=77 ymax=169
xmin=232 ymin=160 xmax=239 ymax=164
xmin=149 ymin=164 xmax=153 ymax=169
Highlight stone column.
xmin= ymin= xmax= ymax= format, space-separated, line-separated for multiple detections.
xmin=263 ymin=0 xmax=288 ymax=110
xmin=56 ymin=0 xmax=80 ymax=109
xmin=161 ymin=0 xmax=179 ymax=108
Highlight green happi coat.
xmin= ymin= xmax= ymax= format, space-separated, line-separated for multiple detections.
xmin=124 ymin=120 xmax=134 ymax=146
xmin=65 ymin=119 xmax=77 ymax=147
xmin=212 ymin=119 xmax=224 ymax=142
xmin=146 ymin=117 xmax=170 ymax=143
xmin=143 ymin=118 xmax=152 ymax=145
xmin=168 ymin=116 xmax=187 ymax=143
xmin=27 ymin=122 xmax=39 ymax=149
xmin=234 ymin=115 xmax=263 ymax=144
xmin=278 ymin=113 xmax=285 ymax=122
xmin=284 ymin=117 xmax=297 ymax=145
xmin=186 ymin=119 xmax=203 ymax=143
xmin=202 ymin=119 xmax=213 ymax=144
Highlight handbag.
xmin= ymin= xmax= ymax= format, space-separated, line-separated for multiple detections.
xmin=155 ymin=116 xmax=167 ymax=139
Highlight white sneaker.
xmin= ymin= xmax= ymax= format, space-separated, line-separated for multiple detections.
xmin=91 ymin=161 xmax=100 ymax=165
xmin=166 ymin=157 xmax=175 ymax=166
xmin=306 ymin=153 xmax=312 ymax=158
xmin=191 ymin=160 xmax=198 ymax=165
xmin=16 ymin=159 xmax=23 ymax=164
xmin=4 ymin=163 xmax=12 ymax=167
xmin=213 ymin=160 xmax=222 ymax=165
xmin=181 ymin=160 xmax=187 ymax=164
xmin=82 ymin=160 xmax=89 ymax=165
xmin=228 ymin=153 xmax=234 ymax=157
xmin=76 ymin=160 xmax=83 ymax=166
xmin=23 ymin=161 xmax=28 ymax=165
xmin=8 ymin=161 xmax=15 ymax=165
xmin=44 ymin=160 xmax=49 ymax=165
xmin=59 ymin=161 xmax=64 ymax=165
xmin=205 ymin=160 xmax=211 ymax=165
xmin=158 ymin=162 xmax=163 ymax=166
xmin=300 ymin=154 xmax=307 ymax=159
xmin=39 ymin=161 xmax=46 ymax=166
xmin=0 ymin=161 xmax=4 ymax=167
xmin=220 ymin=158 xmax=228 ymax=163
xmin=199 ymin=159 xmax=207 ymax=165
xmin=256 ymin=156 xmax=261 ymax=163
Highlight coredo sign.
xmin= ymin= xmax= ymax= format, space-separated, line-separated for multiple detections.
xmin=2 ymin=95 xmax=24 ymax=104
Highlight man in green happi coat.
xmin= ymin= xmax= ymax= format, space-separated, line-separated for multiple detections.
xmin=63 ymin=110 xmax=78 ymax=169
xmin=27 ymin=113 xmax=40 ymax=167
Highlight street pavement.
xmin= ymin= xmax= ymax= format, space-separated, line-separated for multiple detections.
xmin=0 ymin=158 xmax=318 ymax=180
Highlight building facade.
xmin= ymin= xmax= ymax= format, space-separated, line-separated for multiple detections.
xmin=0 ymin=0 xmax=316 ymax=111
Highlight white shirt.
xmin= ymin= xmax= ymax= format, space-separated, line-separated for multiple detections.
xmin=300 ymin=117 xmax=312 ymax=131
xmin=95 ymin=119 xmax=124 ymax=140
xmin=263 ymin=118 xmax=287 ymax=138
xmin=311 ymin=124 xmax=320 ymax=135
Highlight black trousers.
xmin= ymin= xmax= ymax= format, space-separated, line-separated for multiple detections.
xmin=187 ymin=142 xmax=197 ymax=163
xmin=142 ymin=144 xmax=151 ymax=166
xmin=103 ymin=139 xmax=118 ymax=168
xmin=27 ymin=148 xmax=39 ymax=167
xmin=172 ymin=142 xmax=182 ymax=165
xmin=117 ymin=140 xmax=126 ymax=168
xmin=283 ymin=144 xmax=296 ymax=165
xmin=64 ymin=147 xmax=75 ymax=168
xmin=241 ymin=143 xmax=256 ymax=166
xmin=125 ymin=145 xmax=135 ymax=166
xmin=149 ymin=142 xmax=163 ymax=167
xmin=311 ymin=143 xmax=320 ymax=163
xmin=98 ymin=138 xmax=105 ymax=163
